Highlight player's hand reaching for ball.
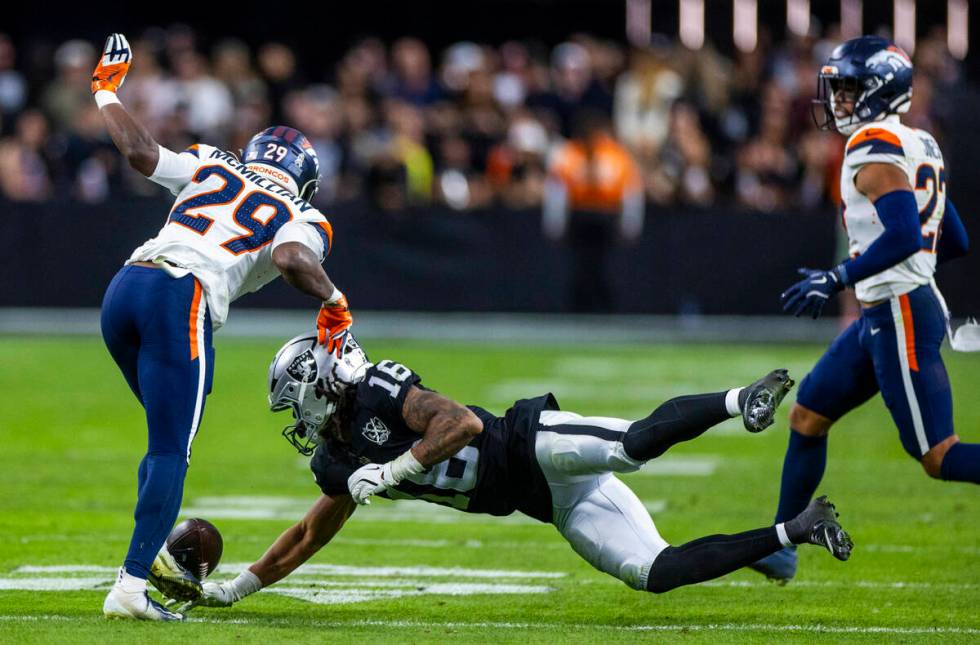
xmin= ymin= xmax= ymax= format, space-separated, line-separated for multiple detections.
xmin=317 ymin=291 xmax=353 ymax=356
xmin=91 ymin=33 xmax=132 ymax=94
xmin=166 ymin=570 xmax=263 ymax=614
xmin=168 ymin=580 xmax=235 ymax=613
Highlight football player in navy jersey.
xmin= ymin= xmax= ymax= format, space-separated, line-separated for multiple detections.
xmin=165 ymin=335 xmax=852 ymax=610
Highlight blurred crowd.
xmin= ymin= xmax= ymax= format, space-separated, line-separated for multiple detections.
xmin=0 ymin=25 xmax=966 ymax=211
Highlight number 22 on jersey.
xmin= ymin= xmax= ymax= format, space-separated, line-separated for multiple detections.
xmin=168 ymin=165 xmax=293 ymax=255
xmin=915 ymin=163 xmax=946 ymax=253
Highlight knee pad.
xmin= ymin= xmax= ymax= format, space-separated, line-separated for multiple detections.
xmin=549 ymin=438 xmax=583 ymax=472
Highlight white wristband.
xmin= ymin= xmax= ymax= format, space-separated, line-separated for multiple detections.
xmin=324 ymin=288 xmax=344 ymax=305
xmin=94 ymin=90 xmax=121 ymax=109
xmin=229 ymin=569 xmax=263 ymax=601
xmin=388 ymin=450 xmax=425 ymax=483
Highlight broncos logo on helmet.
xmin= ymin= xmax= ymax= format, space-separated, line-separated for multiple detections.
xmin=243 ymin=125 xmax=321 ymax=201
xmin=812 ymin=36 xmax=913 ymax=136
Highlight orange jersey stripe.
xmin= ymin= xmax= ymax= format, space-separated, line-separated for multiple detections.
xmin=899 ymin=294 xmax=918 ymax=372
xmin=317 ymin=221 xmax=334 ymax=254
xmin=189 ymin=279 xmax=202 ymax=361
xmin=847 ymin=127 xmax=903 ymax=152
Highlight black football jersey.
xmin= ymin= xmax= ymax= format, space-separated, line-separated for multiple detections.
xmin=310 ymin=360 xmax=555 ymax=523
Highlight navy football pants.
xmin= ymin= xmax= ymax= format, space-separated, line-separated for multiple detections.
xmin=796 ymin=284 xmax=953 ymax=458
xmin=101 ymin=266 xmax=214 ymax=579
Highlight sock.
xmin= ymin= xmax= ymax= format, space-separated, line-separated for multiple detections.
xmin=774 ymin=430 xmax=827 ymax=524
xmin=940 ymin=442 xmax=980 ymax=484
xmin=725 ymin=388 xmax=744 ymax=416
xmin=646 ymin=527 xmax=782 ymax=593
xmin=622 ymin=392 xmax=730 ymax=461
xmin=115 ymin=569 xmax=147 ymax=594
xmin=123 ymin=453 xmax=188 ymax=579
xmin=774 ymin=522 xmax=795 ymax=547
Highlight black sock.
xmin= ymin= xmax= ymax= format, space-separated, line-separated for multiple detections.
xmin=622 ymin=392 xmax=730 ymax=461
xmin=646 ymin=527 xmax=782 ymax=593
xmin=774 ymin=430 xmax=827 ymax=523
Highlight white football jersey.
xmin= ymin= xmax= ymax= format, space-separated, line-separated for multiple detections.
xmin=840 ymin=115 xmax=946 ymax=302
xmin=128 ymin=144 xmax=333 ymax=328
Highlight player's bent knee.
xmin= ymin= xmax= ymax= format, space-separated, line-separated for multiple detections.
xmin=921 ymin=436 xmax=959 ymax=479
xmin=789 ymin=404 xmax=833 ymax=437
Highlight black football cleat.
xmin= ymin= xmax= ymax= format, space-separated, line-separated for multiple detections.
xmin=793 ymin=495 xmax=853 ymax=561
xmin=739 ymin=369 xmax=795 ymax=432
xmin=148 ymin=549 xmax=203 ymax=602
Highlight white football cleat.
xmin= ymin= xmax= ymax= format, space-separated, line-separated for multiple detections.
xmin=103 ymin=587 xmax=183 ymax=621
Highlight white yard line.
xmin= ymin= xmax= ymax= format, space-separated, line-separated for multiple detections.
xmin=271 ymin=583 xmax=554 ymax=605
xmin=0 ymin=577 xmax=111 ymax=591
xmin=13 ymin=563 xmax=565 ymax=579
xmin=626 ymin=456 xmax=719 ymax=477
xmin=703 ymin=579 xmax=979 ymax=591
xmin=1 ymin=615 xmax=975 ymax=636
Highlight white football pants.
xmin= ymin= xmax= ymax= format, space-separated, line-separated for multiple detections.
xmin=535 ymin=410 xmax=669 ymax=590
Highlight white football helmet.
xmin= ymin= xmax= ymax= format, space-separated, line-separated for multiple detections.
xmin=268 ymin=332 xmax=371 ymax=454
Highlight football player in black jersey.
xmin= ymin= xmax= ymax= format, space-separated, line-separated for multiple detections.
xmin=168 ymin=334 xmax=852 ymax=610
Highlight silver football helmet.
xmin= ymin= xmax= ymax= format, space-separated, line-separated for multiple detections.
xmin=268 ymin=332 xmax=371 ymax=455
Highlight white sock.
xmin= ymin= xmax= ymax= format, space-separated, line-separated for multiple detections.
xmin=115 ymin=569 xmax=147 ymax=594
xmin=724 ymin=388 xmax=744 ymax=417
xmin=775 ymin=522 xmax=794 ymax=548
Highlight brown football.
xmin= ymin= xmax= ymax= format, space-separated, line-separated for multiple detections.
xmin=165 ymin=518 xmax=223 ymax=580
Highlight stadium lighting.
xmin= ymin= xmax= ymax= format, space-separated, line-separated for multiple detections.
xmin=733 ymin=0 xmax=758 ymax=52
xmin=787 ymin=0 xmax=810 ymax=37
xmin=948 ymin=0 xmax=968 ymax=60
xmin=894 ymin=0 xmax=916 ymax=55
xmin=841 ymin=0 xmax=863 ymax=40
xmin=679 ymin=0 xmax=705 ymax=50
xmin=626 ymin=0 xmax=652 ymax=48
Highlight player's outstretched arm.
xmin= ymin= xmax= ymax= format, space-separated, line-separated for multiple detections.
xmin=347 ymin=387 xmax=483 ymax=505
xmin=272 ymin=240 xmax=351 ymax=356
xmin=91 ymin=34 xmax=159 ymax=176
xmin=174 ymin=494 xmax=356 ymax=612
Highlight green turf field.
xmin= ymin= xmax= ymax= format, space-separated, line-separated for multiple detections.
xmin=1 ymin=336 xmax=978 ymax=644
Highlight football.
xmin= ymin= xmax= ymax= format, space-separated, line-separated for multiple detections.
xmin=165 ymin=518 xmax=224 ymax=580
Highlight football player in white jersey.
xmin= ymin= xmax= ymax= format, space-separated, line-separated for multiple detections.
xmin=751 ymin=36 xmax=975 ymax=583
xmin=91 ymin=34 xmax=353 ymax=620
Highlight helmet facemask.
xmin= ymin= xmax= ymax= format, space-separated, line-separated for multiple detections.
xmin=268 ymin=333 xmax=370 ymax=456
xmin=813 ymin=70 xmax=911 ymax=136
xmin=270 ymin=376 xmax=337 ymax=456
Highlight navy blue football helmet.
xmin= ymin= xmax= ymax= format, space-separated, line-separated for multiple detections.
xmin=813 ymin=36 xmax=913 ymax=135
xmin=242 ymin=126 xmax=321 ymax=201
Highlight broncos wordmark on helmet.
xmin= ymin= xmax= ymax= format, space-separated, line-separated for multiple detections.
xmin=242 ymin=126 xmax=321 ymax=201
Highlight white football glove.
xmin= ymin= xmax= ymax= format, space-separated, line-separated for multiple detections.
xmin=347 ymin=451 xmax=426 ymax=505
xmin=347 ymin=462 xmax=392 ymax=505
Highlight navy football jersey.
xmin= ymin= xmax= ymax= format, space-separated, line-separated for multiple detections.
xmin=310 ymin=360 xmax=556 ymax=523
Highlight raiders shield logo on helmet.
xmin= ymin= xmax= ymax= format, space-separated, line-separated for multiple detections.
xmin=362 ymin=417 xmax=390 ymax=445
xmin=286 ymin=350 xmax=318 ymax=383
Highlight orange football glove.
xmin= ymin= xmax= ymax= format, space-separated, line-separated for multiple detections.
xmin=91 ymin=33 xmax=132 ymax=94
xmin=316 ymin=293 xmax=352 ymax=356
